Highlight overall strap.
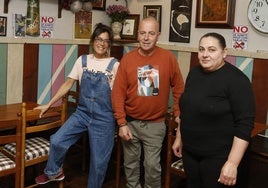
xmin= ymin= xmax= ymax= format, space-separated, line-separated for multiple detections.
xmin=106 ymin=58 xmax=118 ymax=72
xmin=82 ymin=55 xmax=87 ymax=69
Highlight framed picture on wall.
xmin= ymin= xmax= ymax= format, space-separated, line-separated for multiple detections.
xmin=121 ymin=14 xmax=140 ymax=40
xmin=0 ymin=16 xmax=7 ymax=36
xmin=169 ymin=0 xmax=192 ymax=43
xmin=74 ymin=11 xmax=92 ymax=39
xmin=143 ymin=5 xmax=162 ymax=32
xmin=92 ymin=0 xmax=106 ymax=11
xmin=195 ymin=0 xmax=236 ymax=28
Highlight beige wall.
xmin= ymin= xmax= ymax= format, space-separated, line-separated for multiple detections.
xmin=1 ymin=0 xmax=268 ymax=54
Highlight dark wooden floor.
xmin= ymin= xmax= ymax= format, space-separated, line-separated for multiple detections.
xmin=36 ymin=148 xmax=261 ymax=188
xmin=0 ymin=142 xmax=268 ymax=188
xmin=35 ymin=145 xmax=186 ymax=188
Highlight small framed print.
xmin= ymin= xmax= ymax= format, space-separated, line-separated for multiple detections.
xmin=92 ymin=0 xmax=106 ymax=11
xmin=195 ymin=0 xmax=236 ymax=28
xmin=143 ymin=5 xmax=162 ymax=31
xmin=74 ymin=11 xmax=92 ymax=39
xmin=121 ymin=14 xmax=140 ymax=40
xmin=0 ymin=16 xmax=7 ymax=36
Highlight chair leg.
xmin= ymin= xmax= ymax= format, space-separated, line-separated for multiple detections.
xmin=115 ymin=137 xmax=121 ymax=188
xmin=59 ymin=180 xmax=64 ymax=188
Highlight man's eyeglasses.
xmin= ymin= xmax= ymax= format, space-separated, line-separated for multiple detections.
xmin=95 ymin=37 xmax=110 ymax=45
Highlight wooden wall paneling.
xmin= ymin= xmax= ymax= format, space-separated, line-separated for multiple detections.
xmin=7 ymin=44 xmax=24 ymax=104
xmin=111 ymin=46 xmax=124 ymax=60
xmin=190 ymin=52 xmax=199 ymax=69
xmin=23 ymin=44 xmax=39 ymax=102
xmin=251 ymin=59 xmax=268 ymax=124
xmin=0 ymin=44 xmax=7 ymax=104
xmin=77 ymin=44 xmax=123 ymax=60
xmin=78 ymin=44 xmax=90 ymax=57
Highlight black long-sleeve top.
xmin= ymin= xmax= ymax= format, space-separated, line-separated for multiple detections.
xmin=179 ymin=62 xmax=255 ymax=156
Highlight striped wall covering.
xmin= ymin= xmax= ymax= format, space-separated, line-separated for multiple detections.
xmin=0 ymin=43 xmax=79 ymax=105
xmin=0 ymin=44 xmax=7 ymax=105
xmin=37 ymin=44 xmax=78 ymax=105
xmin=0 ymin=44 xmax=255 ymax=105
xmin=0 ymin=43 xmax=266 ymax=123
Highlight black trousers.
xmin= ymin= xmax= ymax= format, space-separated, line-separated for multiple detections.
xmin=182 ymin=149 xmax=248 ymax=188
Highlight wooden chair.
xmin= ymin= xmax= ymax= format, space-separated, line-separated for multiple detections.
xmin=0 ymin=119 xmax=22 ymax=188
xmin=165 ymin=112 xmax=186 ymax=188
xmin=3 ymin=97 xmax=67 ymax=188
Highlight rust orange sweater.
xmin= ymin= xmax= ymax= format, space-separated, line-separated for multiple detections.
xmin=111 ymin=47 xmax=184 ymax=125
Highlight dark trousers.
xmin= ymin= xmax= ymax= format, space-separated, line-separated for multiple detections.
xmin=182 ymin=149 xmax=248 ymax=188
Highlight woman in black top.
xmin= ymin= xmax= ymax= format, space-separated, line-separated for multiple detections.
xmin=172 ymin=32 xmax=255 ymax=188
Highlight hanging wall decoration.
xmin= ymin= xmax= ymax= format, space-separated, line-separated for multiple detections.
xmin=92 ymin=0 xmax=106 ymax=10
xmin=14 ymin=14 xmax=26 ymax=37
xmin=195 ymin=0 xmax=236 ymax=29
xmin=74 ymin=11 xmax=92 ymax=39
xmin=0 ymin=16 xmax=7 ymax=36
xmin=26 ymin=0 xmax=40 ymax=36
xmin=143 ymin=5 xmax=162 ymax=32
xmin=169 ymin=0 xmax=192 ymax=43
xmin=121 ymin=14 xmax=140 ymax=40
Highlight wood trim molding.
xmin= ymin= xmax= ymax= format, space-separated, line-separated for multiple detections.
xmin=0 ymin=37 xmax=267 ymax=59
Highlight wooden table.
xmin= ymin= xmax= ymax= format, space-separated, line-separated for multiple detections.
xmin=248 ymin=122 xmax=268 ymax=188
xmin=0 ymin=102 xmax=38 ymax=122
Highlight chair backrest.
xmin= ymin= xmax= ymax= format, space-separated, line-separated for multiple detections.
xmin=67 ymin=90 xmax=79 ymax=108
xmin=165 ymin=112 xmax=186 ymax=188
xmin=67 ymin=81 xmax=79 ymax=117
xmin=0 ymin=118 xmax=21 ymax=188
xmin=19 ymin=95 xmax=67 ymax=187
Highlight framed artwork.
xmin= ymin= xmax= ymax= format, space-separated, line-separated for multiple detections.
xmin=14 ymin=14 xmax=26 ymax=38
xmin=121 ymin=14 xmax=140 ymax=40
xmin=74 ymin=11 xmax=92 ymax=39
xmin=195 ymin=0 xmax=236 ymax=28
xmin=0 ymin=16 xmax=7 ymax=36
xmin=92 ymin=0 xmax=106 ymax=11
xmin=143 ymin=5 xmax=162 ymax=32
xmin=169 ymin=0 xmax=192 ymax=43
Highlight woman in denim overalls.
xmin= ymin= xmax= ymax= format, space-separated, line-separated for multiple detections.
xmin=35 ymin=23 xmax=119 ymax=188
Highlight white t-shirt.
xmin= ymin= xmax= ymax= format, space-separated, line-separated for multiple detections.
xmin=68 ymin=54 xmax=119 ymax=89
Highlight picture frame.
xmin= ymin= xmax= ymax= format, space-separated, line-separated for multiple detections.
xmin=121 ymin=14 xmax=140 ymax=40
xmin=0 ymin=16 xmax=7 ymax=36
xmin=92 ymin=0 xmax=106 ymax=11
xmin=195 ymin=0 xmax=236 ymax=28
xmin=169 ymin=0 xmax=192 ymax=43
xmin=74 ymin=11 xmax=92 ymax=39
xmin=143 ymin=5 xmax=162 ymax=32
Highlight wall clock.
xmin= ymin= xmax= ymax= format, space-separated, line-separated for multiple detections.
xmin=247 ymin=0 xmax=268 ymax=33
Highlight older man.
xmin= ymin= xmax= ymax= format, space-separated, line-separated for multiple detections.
xmin=111 ymin=17 xmax=184 ymax=188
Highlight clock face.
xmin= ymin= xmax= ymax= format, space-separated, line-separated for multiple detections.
xmin=248 ymin=0 xmax=268 ymax=33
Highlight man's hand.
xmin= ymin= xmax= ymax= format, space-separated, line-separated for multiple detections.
xmin=119 ymin=125 xmax=133 ymax=141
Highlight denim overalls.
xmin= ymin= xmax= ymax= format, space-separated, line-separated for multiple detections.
xmin=45 ymin=55 xmax=117 ymax=188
